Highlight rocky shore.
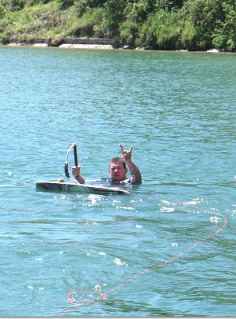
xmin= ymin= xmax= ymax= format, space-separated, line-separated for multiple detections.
xmin=7 ymin=42 xmax=114 ymax=49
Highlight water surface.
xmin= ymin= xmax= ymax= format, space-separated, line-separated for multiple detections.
xmin=0 ymin=46 xmax=236 ymax=317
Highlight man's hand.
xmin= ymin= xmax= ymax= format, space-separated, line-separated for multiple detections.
xmin=72 ymin=166 xmax=81 ymax=177
xmin=119 ymin=144 xmax=142 ymax=184
xmin=120 ymin=144 xmax=133 ymax=162
xmin=72 ymin=166 xmax=85 ymax=184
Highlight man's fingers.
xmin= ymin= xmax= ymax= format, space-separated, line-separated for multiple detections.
xmin=120 ymin=144 xmax=133 ymax=155
xmin=120 ymin=144 xmax=125 ymax=154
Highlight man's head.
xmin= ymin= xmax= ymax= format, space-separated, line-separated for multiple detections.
xmin=109 ymin=157 xmax=127 ymax=181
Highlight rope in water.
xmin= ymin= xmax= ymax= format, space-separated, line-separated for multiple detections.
xmin=60 ymin=203 xmax=228 ymax=317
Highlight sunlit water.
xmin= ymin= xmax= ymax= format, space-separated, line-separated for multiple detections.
xmin=1 ymin=46 xmax=236 ymax=317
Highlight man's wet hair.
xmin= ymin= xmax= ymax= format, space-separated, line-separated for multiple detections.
xmin=110 ymin=157 xmax=127 ymax=169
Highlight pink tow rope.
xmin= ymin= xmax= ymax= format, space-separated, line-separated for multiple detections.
xmin=60 ymin=204 xmax=228 ymax=317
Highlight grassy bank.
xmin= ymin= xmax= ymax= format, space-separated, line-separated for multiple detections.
xmin=0 ymin=0 xmax=236 ymax=51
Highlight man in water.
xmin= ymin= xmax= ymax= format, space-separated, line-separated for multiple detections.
xmin=71 ymin=144 xmax=142 ymax=185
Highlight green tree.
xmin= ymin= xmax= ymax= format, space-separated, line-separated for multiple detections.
xmin=0 ymin=0 xmax=25 ymax=11
xmin=60 ymin=0 xmax=74 ymax=9
xmin=144 ymin=10 xmax=181 ymax=49
xmin=100 ymin=0 xmax=126 ymax=36
xmin=179 ymin=0 xmax=223 ymax=50
xmin=212 ymin=2 xmax=236 ymax=51
xmin=0 ymin=3 xmax=5 ymax=18
xmin=73 ymin=0 xmax=107 ymax=8
xmin=154 ymin=0 xmax=184 ymax=11
xmin=119 ymin=1 xmax=149 ymax=47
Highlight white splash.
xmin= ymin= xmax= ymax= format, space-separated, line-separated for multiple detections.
xmin=118 ymin=206 xmax=136 ymax=211
xmin=160 ymin=207 xmax=175 ymax=213
xmin=210 ymin=216 xmax=219 ymax=224
xmin=98 ymin=251 xmax=107 ymax=257
xmin=114 ymin=258 xmax=128 ymax=267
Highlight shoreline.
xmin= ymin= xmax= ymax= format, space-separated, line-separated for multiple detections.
xmin=2 ymin=42 xmax=230 ymax=54
xmin=6 ymin=42 xmax=114 ymax=50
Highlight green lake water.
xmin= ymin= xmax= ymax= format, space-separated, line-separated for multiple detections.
xmin=0 ymin=46 xmax=236 ymax=317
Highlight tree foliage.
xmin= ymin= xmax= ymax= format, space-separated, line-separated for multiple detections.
xmin=212 ymin=2 xmax=236 ymax=51
xmin=0 ymin=0 xmax=236 ymax=51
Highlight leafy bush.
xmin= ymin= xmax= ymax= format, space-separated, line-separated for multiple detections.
xmin=212 ymin=3 xmax=236 ymax=51
xmin=0 ymin=0 xmax=236 ymax=51
xmin=0 ymin=4 xmax=5 ymax=18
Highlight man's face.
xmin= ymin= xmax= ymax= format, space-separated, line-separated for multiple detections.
xmin=109 ymin=161 xmax=127 ymax=181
